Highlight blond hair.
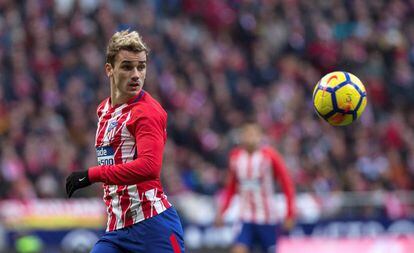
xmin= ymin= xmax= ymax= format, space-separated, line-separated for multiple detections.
xmin=106 ymin=30 xmax=149 ymax=66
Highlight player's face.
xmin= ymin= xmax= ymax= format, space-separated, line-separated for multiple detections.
xmin=106 ymin=50 xmax=147 ymax=102
xmin=241 ymin=124 xmax=262 ymax=151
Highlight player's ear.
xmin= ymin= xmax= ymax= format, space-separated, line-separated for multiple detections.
xmin=105 ymin=63 xmax=113 ymax=77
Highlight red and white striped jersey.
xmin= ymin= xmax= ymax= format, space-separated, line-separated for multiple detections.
xmin=88 ymin=90 xmax=171 ymax=231
xmin=219 ymin=146 xmax=295 ymax=224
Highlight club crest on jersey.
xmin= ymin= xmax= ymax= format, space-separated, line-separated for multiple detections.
xmin=103 ymin=120 xmax=118 ymax=142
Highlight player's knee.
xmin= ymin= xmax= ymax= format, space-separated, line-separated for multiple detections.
xmin=231 ymin=244 xmax=249 ymax=253
xmin=267 ymin=244 xmax=276 ymax=253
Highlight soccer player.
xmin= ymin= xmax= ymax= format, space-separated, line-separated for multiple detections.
xmin=215 ymin=123 xmax=296 ymax=253
xmin=65 ymin=30 xmax=185 ymax=253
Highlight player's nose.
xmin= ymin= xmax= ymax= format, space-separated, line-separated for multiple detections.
xmin=131 ymin=76 xmax=139 ymax=82
xmin=131 ymin=68 xmax=140 ymax=81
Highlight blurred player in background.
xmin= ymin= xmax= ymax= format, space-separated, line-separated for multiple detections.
xmin=65 ymin=30 xmax=185 ymax=253
xmin=216 ymin=122 xmax=296 ymax=253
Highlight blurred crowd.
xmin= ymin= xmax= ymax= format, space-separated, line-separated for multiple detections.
xmin=0 ymin=0 xmax=414 ymax=213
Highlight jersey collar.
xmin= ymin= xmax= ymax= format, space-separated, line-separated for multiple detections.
xmin=108 ymin=90 xmax=145 ymax=110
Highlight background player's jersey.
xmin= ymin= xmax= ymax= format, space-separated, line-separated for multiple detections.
xmin=220 ymin=147 xmax=295 ymax=224
xmin=93 ymin=90 xmax=171 ymax=231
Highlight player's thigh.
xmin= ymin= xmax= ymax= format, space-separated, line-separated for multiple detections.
xmin=234 ymin=222 xmax=254 ymax=249
xmin=255 ymin=224 xmax=277 ymax=253
xmin=142 ymin=232 xmax=184 ymax=253
xmin=130 ymin=207 xmax=185 ymax=253
xmin=90 ymin=238 xmax=123 ymax=253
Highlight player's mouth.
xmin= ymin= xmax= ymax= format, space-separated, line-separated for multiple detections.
xmin=128 ymin=82 xmax=141 ymax=89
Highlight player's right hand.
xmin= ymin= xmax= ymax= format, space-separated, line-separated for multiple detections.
xmin=214 ymin=214 xmax=224 ymax=227
xmin=65 ymin=170 xmax=92 ymax=198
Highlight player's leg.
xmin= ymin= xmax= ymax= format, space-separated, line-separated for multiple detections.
xmin=90 ymin=234 xmax=124 ymax=253
xmin=255 ymin=223 xmax=278 ymax=253
xmin=144 ymin=207 xmax=185 ymax=253
xmin=122 ymin=207 xmax=185 ymax=253
xmin=231 ymin=222 xmax=253 ymax=253
xmin=231 ymin=244 xmax=250 ymax=253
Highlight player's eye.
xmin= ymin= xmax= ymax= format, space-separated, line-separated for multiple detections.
xmin=137 ymin=64 xmax=146 ymax=71
xmin=121 ymin=65 xmax=133 ymax=70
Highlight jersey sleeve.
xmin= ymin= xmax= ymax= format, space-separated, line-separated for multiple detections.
xmin=264 ymin=147 xmax=296 ymax=220
xmin=88 ymin=110 xmax=166 ymax=185
xmin=218 ymin=149 xmax=239 ymax=216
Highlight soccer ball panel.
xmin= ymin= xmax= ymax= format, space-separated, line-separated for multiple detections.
xmin=319 ymin=71 xmax=347 ymax=89
xmin=327 ymin=113 xmax=354 ymax=126
xmin=335 ymin=84 xmax=362 ymax=112
xmin=348 ymin=72 xmax=366 ymax=94
xmin=356 ymin=96 xmax=367 ymax=120
xmin=313 ymin=89 xmax=333 ymax=116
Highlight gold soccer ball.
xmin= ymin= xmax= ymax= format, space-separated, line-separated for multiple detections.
xmin=313 ymin=71 xmax=367 ymax=126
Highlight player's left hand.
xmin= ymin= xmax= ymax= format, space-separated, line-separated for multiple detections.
xmin=65 ymin=170 xmax=92 ymax=198
xmin=282 ymin=217 xmax=295 ymax=231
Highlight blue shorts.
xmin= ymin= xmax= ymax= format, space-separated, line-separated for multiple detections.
xmin=91 ymin=207 xmax=185 ymax=253
xmin=234 ymin=222 xmax=279 ymax=253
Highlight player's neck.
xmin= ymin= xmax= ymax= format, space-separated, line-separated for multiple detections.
xmin=110 ymin=92 xmax=130 ymax=107
xmin=245 ymin=146 xmax=256 ymax=154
